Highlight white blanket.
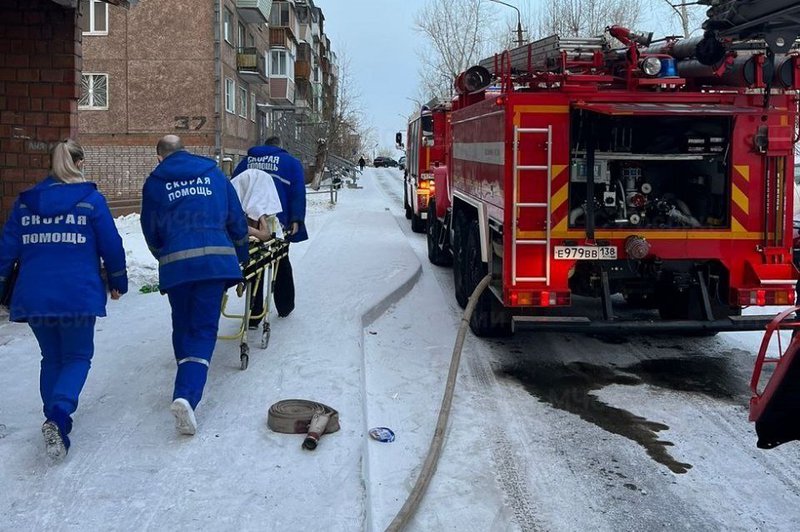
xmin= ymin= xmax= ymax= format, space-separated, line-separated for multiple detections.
xmin=231 ymin=168 xmax=283 ymax=221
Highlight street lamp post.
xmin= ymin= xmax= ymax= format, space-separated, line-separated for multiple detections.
xmin=488 ymin=0 xmax=525 ymax=47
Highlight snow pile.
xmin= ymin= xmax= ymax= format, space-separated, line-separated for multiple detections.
xmin=113 ymin=213 xmax=158 ymax=290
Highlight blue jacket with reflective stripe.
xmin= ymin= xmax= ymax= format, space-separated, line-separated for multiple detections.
xmin=141 ymin=150 xmax=249 ymax=292
xmin=0 ymin=177 xmax=128 ymax=322
xmin=231 ymin=145 xmax=308 ymax=243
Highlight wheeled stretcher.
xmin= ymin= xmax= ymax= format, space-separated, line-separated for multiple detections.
xmin=220 ymin=235 xmax=289 ymax=370
xmin=750 ymin=307 xmax=800 ymax=448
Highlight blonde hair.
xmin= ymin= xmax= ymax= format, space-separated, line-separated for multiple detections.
xmin=51 ymin=139 xmax=86 ymax=184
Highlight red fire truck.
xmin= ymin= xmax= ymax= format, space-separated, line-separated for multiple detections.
xmin=402 ymin=101 xmax=451 ymax=233
xmin=418 ymin=25 xmax=800 ymax=337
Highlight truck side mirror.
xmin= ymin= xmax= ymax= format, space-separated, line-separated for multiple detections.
xmin=396 ymin=132 xmax=404 ymax=149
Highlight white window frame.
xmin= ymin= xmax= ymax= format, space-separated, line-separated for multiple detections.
xmin=270 ymin=49 xmax=288 ymax=77
xmin=225 ymin=77 xmax=235 ymax=114
xmin=239 ymin=86 xmax=248 ymax=118
xmin=238 ymin=22 xmax=246 ymax=49
xmin=250 ymin=92 xmax=256 ymax=123
xmin=223 ymin=9 xmax=233 ymax=44
xmin=269 ymin=2 xmax=290 ymax=26
xmin=82 ymin=0 xmax=109 ymax=35
xmin=79 ymin=73 xmax=109 ymax=110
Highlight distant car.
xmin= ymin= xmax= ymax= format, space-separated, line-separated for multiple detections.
xmin=373 ymin=156 xmax=398 ymax=168
xmin=398 ymin=156 xmax=406 ymax=171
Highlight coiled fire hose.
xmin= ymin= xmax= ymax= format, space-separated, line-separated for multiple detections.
xmin=267 ymin=399 xmax=340 ymax=450
xmin=385 ymin=273 xmax=492 ymax=532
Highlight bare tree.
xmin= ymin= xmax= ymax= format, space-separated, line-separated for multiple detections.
xmin=306 ymin=50 xmax=371 ymax=187
xmin=653 ymin=0 xmax=705 ymax=37
xmin=413 ymin=0 xmax=498 ymax=101
xmin=326 ymin=53 xmax=362 ymax=158
xmin=540 ymin=0 xmax=642 ymax=38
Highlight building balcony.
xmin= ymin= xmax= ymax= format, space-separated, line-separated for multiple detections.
xmin=269 ymin=77 xmax=295 ymax=105
xmin=295 ymin=79 xmax=312 ymax=109
xmin=236 ymin=0 xmax=272 ymax=24
xmin=294 ymin=97 xmax=310 ymax=110
xmin=297 ymin=23 xmax=311 ymax=43
xmin=270 ymin=27 xmax=296 ymax=48
xmin=237 ymin=48 xmax=268 ymax=82
xmin=295 ymin=60 xmax=311 ymax=79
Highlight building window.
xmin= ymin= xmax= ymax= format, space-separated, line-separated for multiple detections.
xmin=239 ymin=86 xmax=248 ymax=118
xmin=269 ymin=2 xmax=290 ymax=26
xmin=79 ymin=73 xmax=108 ymax=110
xmin=80 ymin=0 xmax=108 ymax=35
xmin=270 ymin=50 xmax=288 ymax=77
xmin=223 ymin=9 xmax=233 ymax=44
xmin=250 ymin=92 xmax=256 ymax=122
xmin=238 ymin=22 xmax=246 ymax=49
xmin=225 ymin=78 xmax=235 ymax=114
xmin=247 ymin=33 xmax=255 ymax=48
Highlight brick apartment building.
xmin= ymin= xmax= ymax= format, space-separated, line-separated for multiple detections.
xmin=0 ymin=0 xmax=136 ymax=228
xmin=78 ymin=0 xmax=339 ymax=199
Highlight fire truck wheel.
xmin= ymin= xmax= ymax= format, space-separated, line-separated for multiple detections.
xmin=465 ymin=220 xmax=512 ymax=337
xmin=427 ymin=200 xmax=452 ymax=266
xmin=411 ymin=210 xmax=426 ymax=233
xmin=452 ymin=212 xmax=469 ymax=309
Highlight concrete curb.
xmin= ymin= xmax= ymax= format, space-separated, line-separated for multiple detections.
xmin=361 ymin=262 xmax=423 ymax=328
xmin=359 ymin=211 xmax=424 ymax=532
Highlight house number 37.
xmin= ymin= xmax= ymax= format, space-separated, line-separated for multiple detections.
xmin=174 ymin=116 xmax=207 ymax=130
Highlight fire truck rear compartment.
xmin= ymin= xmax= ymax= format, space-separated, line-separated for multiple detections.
xmin=568 ymin=112 xmax=731 ymax=230
xmin=567 ymin=258 xmax=738 ymax=321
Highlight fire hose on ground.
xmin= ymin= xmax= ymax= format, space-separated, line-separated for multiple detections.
xmin=385 ymin=273 xmax=493 ymax=532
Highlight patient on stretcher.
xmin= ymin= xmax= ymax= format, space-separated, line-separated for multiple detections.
xmin=231 ymin=168 xmax=283 ymax=241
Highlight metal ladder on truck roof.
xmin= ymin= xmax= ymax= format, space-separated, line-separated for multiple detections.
xmin=478 ymin=35 xmax=607 ymax=75
xmin=512 ymin=125 xmax=552 ymax=286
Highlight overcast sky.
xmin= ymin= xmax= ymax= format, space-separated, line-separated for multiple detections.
xmin=316 ymin=0 xmax=427 ymax=157
xmin=316 ymin=1 xmax=702 ymax=158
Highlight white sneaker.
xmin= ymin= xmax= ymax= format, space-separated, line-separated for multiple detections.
xmin=42 ymin=421 xmax=67 ymax=461
xmin=170 ymin=398 xmax=197 ymax=436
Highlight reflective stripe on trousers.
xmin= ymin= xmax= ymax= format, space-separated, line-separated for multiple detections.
xmin=177 ymin=356 xmax=210 ymax=367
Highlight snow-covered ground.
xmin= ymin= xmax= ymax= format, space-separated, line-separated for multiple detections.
xmin=0 ymin=173 xmax=424 ymax=530
xmin=2 ymin=168 xmax=800 ymax=531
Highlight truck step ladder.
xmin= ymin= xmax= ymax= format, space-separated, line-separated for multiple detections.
xmin=512 ymin=125 xmax=552 ymax=286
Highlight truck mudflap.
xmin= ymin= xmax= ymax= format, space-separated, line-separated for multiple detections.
xmin=512 ymin=314 xmax=777 ymax=333
xmin=750 ymin=307 xmax=800 ymax=449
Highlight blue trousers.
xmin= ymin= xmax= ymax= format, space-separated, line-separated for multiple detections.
xmin=167 ymin=281 xmax=225 ymax=409
xmin=29 ymin=316 xmax=96 ymax=424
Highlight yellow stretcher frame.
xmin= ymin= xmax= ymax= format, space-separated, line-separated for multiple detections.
xmin=219 ymin=234 xmax=289 ymax=370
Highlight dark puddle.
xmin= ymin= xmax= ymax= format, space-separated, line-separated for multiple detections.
xmin=498 ymin=356 xmax=747 ymax=474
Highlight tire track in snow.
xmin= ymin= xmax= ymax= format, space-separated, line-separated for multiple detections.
xmin=463 ymin=350 xmax=543 ymax=532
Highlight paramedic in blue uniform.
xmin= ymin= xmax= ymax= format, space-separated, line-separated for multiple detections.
xmin=0 ymin=139 xmax=128 ymax=460
xmin=232 ymin=135 xmax=307 ymax=326
xmin=140 ymin=135 xmax=249 ymax=436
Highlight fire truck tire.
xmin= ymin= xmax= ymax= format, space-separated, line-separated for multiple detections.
xmin=404 ymin=185 xmax=412 ymax=220
xmin=465 ymin=220 xmax=512 ymax=337
xmin=427 ymin=200 xmax=452 ymax=266
xmin=452 ymin=212 xmax=469 ymax=309
xmin=411 ymin=210 xmax=426 ymax=233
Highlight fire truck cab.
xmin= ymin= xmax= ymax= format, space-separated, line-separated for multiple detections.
xmin=401 ymin=101 xmax=450 ymax=233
